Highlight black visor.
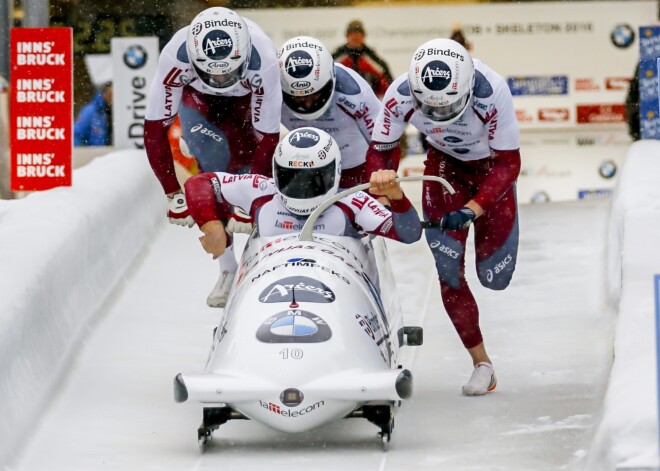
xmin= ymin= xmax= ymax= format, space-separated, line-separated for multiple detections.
xmin=275 ymin=160 xmax=336 ymax=199
xmin=283 ymin=80 xmax=334 ymax=116
xmin=193 ymin=61 xmax=248 ymax=90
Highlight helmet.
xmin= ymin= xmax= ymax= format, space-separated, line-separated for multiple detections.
xmin=278 ymin=36 xmax=335 ymax=120
xmin=187 ymin=7 xmax=251 ymax=93
xmin=273 ymin=127 xmax=342 ymax=216
xmin=408 ymin=38 xmax=474 ymax=125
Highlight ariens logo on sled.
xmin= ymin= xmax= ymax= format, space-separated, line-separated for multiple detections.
xmin=259 ymin=276 xmax=336 ymax=303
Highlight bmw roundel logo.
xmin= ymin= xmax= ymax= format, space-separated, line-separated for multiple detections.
xmin=611 ymin=24 xmax=635 ymax=49
xmin=285 ymin=51 xmax=314 ymax=78
xmin=202 ymin=30 xmax=234 ymax=60
xmin=256 ymin=310 xmax=332 ymax=343
xmin=421 ymin=60 xmax=452 ymax=91
xmin=288 ymin=129 xmax=320 ymax=148
xmin=599 ymin=160 xmax=617 ymax=179
xmin=123 ymin=45 xmax=148 ymax=69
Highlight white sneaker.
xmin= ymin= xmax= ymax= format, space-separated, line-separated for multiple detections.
xmin=206 ymin=271 xmax=235 ymax=308
xmin=462 ymin=362 xmax=497 ymax=396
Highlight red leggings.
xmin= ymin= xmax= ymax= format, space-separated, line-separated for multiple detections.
xmin=422 ymin=148 xmax=519 ymax=349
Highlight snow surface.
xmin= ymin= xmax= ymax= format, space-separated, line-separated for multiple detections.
xmin=0 ymin=141 xmax=659 ymax=470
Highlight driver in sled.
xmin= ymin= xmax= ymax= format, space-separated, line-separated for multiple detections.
xmin=183 ymin=127 xmax=422 ymax=263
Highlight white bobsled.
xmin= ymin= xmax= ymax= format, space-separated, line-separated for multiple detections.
xmin=174 ymin=177 xmax=454 ymax=450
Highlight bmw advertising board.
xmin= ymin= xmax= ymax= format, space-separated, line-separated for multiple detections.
xmin=111 ymin=37 xmax=159 ymax=150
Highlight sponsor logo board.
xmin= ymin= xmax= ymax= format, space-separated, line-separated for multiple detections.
xmin=10 ymin=28 xmax=73 ymax=191
xmin=576 ymin=104 xmax=625 ymax=124
xmin=507 ymin=76 xmax=568 ymax=96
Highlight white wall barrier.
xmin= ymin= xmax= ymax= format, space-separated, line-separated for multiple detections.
xmin=587 ymin=140 xmax=660 ymax=470
xmin=398 ymin=128 xmax=630 ymax=205
xmin=0 ymin=150 xmax=162 ymax=466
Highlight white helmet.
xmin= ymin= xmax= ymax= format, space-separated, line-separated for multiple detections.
xmin=278 ymin=36 xmax=335 ymax=120
xmin=408 ymin=38 xmax=474 ymax=125
xmin=187 ymin=7 xmax=251 ymax=93
xmin=273 ymin=127 xmax=341 ymax=216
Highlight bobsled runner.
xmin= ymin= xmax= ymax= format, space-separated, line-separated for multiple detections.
xmin=173 ymin=176 xmax=454 ymax=451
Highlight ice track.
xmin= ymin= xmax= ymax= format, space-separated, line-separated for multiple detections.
xmin=12 ymin=199 xmax=612 ymax=471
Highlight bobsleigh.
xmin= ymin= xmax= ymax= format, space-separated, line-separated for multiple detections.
xmin=173 ymin=177 xmax=454 ymax=450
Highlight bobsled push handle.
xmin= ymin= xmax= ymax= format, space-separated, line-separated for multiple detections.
xmin=299 ymin=176 xmax=456 ymax=242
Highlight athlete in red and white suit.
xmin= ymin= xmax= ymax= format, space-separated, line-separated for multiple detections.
xmin=184 ymin=128 xmax=422 ymax=263
xmin=144 ymin=10 xmax=281 ymax=196
xmin=144 ymin=7 xmax=282 ymax=308
xmin=367 ymin=38 xmax=521 ymax=395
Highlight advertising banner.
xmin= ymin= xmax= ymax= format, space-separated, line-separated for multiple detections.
xmin=242 ymin=1 xmax=656 ymax=130
xmin=10 ymin=28 xmax=73 ymax=191
xmin=639 ymin=25 xmax=660 ymax=139
xmin=111 ymin=37 xmax=159 ymax=150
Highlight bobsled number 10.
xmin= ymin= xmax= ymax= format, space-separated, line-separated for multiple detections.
xmin=173 ymin=177 xmax=454 ymax=451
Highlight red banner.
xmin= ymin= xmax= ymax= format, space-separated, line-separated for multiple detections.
xmin=576 ymin=104 xmax=626 ymax=124
xmin=10 ymin=28 xmax=73 ymax=191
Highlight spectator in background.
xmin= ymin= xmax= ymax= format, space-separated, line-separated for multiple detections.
xmin=625 ymin=63 xmax=641 ymax=141
xmin=332 ymin=20 xmax=393 ymax=99
xmin=450 ymin=25 xmax=473 ymax=52
xmin=74 ymin=81 xmax=112 ymax=146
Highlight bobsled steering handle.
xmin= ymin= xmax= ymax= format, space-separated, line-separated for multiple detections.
xmin=299 ymin=175 xmax=456 ymax=242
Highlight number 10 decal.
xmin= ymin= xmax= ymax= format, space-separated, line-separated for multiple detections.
xmin=279 ymin=348 xmax=304 ymax=359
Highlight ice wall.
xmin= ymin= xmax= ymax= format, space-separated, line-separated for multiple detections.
xmin=0 ymin=150 xmax=163 ymax=466
xmin=587 ymin=140 xmax=660 ymax=470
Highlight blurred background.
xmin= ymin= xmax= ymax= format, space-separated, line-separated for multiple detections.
xmin=0 ymin=0 xmax=658 ymax=202
xmin=3 ymin=0 xmax=656 ymax=116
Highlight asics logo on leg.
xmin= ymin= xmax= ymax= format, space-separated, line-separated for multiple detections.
xmin=429 ymin=240 xmax=459 ymax=259
xmin=190 ymin=124 xmax=223 ymax=142
xmin=486 ymin=254 xmax=513 ymax=282
xmin=494 ymin=254 xmax=513 ymax=274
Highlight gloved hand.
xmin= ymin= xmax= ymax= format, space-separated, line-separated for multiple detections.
xmin=167 ymin=192 xmax=195 ymax=228
xmin=440 ymin=207 xmax=476 ymax=231
xmin=226 ymin=207 xmax=253 ymax=234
